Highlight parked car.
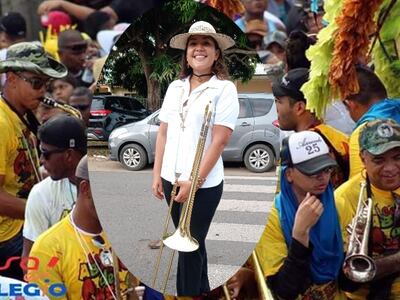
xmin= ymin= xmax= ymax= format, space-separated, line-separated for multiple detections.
xmin=88 ymin=95 xmax=150 ymax=141
xmin=108 ymin=93 xmax=281 ymax=173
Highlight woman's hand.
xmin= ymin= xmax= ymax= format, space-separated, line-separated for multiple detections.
xmin=292 ymin=192 xmax=324 ymax=247
xmin=37 ymin=0 xmax=63 ymax=15
xmin=226 ymin=267 xmax=255 ymax=299
xmin=152 ymin=176 xmax=164 ymax=200
xmin=174 ymin=180 xmax=192 ymax=203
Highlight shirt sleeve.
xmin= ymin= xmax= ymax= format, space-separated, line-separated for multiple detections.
xmin=23 ymin=182 xmax=50 ymax=242
xmin=349 ymin=125 xmax=364 ymax=178
xmin=158 ymin=81 xmax=182 ymax=123
xmin=0 ymin=121 xmax=10 ymax=175
xmin=213 ymin=81 xmax=239 ymax=130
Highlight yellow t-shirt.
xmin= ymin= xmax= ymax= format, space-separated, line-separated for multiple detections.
xmin=335 ymin=173 xmax=400 ymax=299
xmin=27 ymin=216 xmax=136 ymax=300
xmin=255 ymin=203 xmax=347 ymax=300
xmin=348 ymin=124 xmax=365 ymax=178
xmin=0 ymin=99 xmax=39 ymax=242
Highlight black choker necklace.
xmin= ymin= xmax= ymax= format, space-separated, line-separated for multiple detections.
xmin=192 ymin=72 xmax=214 ymax=78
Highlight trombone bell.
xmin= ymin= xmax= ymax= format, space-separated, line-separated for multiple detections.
xmin=163 ymin=229 xmax=199 ymax=252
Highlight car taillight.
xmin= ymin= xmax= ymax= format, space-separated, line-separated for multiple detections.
xmin=91 ymin=109 xmax=112 ymax=117
xmin=272 ymin=120 xmax=280 ymax=128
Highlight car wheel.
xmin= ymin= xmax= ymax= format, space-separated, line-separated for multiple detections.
xmin=119 ymin=144 xmax=147 ymax=171
xmin=244 ymin=144 xmax=275 ymax=173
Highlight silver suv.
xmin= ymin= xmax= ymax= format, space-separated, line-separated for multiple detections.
xmin=108 ymin=93 xmax=281 ymax=173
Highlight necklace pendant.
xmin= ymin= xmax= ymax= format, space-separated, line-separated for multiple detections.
xmin=100 ymin=249 xmax=113 ymax=267
xmin=180 ymin=123 xmax=185 ymax=130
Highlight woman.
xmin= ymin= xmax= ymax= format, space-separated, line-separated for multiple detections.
xmin=48 ymin=73 xmax=77 ymax=103
xmin=152 ymin=21 xmax=239 ymax=296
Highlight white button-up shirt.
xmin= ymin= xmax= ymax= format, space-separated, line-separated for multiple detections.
xmin=158 ymin=75 xmax=239 ymax=188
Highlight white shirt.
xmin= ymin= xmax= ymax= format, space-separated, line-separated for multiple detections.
xmin=23 ymin=177 xmax=77 ymax=242
xmin=159 ymin=75 xmax=239 ymax=187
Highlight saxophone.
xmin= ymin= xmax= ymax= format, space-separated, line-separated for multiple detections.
xmin=40 ymin=96 xmax=83 ymax=119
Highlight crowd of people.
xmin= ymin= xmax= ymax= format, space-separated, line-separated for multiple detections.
xmin=0 ymin=0 xmax=399 ymax=300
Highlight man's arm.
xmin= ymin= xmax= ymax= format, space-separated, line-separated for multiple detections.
xmin=0 ymin=175 xmax=25 ymax=219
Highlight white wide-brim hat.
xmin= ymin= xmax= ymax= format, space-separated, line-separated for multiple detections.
xmin=170 ymin=21 xmax=235 ymax=51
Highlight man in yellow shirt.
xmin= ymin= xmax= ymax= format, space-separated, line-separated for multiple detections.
xmin=0 ymin=42 xmax=67 ymax=280
xmin=342 ymin=65 xmax=400 ymax=178
xmin=335 ymin=119 xmax=400 ymax=299
xmin=28 ymin=156 xmax=140 ymax=300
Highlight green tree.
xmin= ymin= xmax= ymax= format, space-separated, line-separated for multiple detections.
xmin=100 ymin=0 xmax=257 ymax=111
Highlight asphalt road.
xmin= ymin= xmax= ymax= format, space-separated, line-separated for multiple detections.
xmin=89 ymin=157 xmax=277 ymax=295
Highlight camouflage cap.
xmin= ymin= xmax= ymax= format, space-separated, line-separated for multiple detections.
xmin=0 ymin=42 xmax=67 ymax=78
xmin=360 ymin=119 xmax=400 ymax=155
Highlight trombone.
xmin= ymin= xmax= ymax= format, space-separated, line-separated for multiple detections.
xmin=223 ymin=250 xmax=275 ymax=300
xmin=152 ymin=101 xmax=213 ymax=293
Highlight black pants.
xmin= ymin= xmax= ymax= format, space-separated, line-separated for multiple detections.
xmin=0 ymin=230 xmax=24 ymax=280
xmin=162 ymin=178 xmax=223 ymax=296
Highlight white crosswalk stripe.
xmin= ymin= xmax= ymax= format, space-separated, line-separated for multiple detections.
xmin=206 ymin=174 xmax=276 ymax=289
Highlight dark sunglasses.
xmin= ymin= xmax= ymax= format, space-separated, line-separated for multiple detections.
xmin=71 ymin=104 xmax=91 ymax=110
xmin=40 ymin=146 xmax=67 ymax=160
xmin=60 ymin=43 xmax=88 ymax=53
xmin=15 ymin=73 xmax=50 ymax=90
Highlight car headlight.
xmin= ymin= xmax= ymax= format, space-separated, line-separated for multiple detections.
xmin=109 ymin=127 xmax=128 ymax=140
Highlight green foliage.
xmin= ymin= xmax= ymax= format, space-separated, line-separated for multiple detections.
xmin=100 ymin=0 xmax=257 ymax=109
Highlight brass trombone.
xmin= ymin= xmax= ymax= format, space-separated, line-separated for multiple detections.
xmin=223 ymin=250 xmax=275 ymax=300
xmin=152 ymin=101 xmax=213 ymax=292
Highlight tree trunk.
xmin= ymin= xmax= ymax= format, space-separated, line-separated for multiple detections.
xmin=147 ymin=77 xmax=161 ymax=111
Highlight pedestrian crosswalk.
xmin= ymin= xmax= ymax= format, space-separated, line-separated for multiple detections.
xmin=206 ymin=174 xmax=277 ymax=290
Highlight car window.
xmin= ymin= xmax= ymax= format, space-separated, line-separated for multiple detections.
xmin=91 ymin=98 xmax=105 ymax=110
xmin=130 ymin=100 xmax=146 ymax=111
xmin=249 ymin=98 xmax=274 ymax=117
xmin=115 ymin=98 xmax=132 ymax=111
xmin=238 ymin=99 xmax=253 ymax=118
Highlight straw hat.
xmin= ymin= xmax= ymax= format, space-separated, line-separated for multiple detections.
xmin=170 ymin=21 xmax=235 ymax=51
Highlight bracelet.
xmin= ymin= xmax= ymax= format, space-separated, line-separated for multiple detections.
xmin=196 ymin=177 xmax=206 ymax=189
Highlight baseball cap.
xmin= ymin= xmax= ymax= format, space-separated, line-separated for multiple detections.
xmin=360 ymin=119 xmax=400 ymax=155
xmin=264 ymin=31 xmax=288 ymax=49
xmin=75 ymin=155 xmax=89 ymax=180
xmin=281 ymin=131 xmax=337 ymax=175
xmin=38 ymin=114 xmax=87 ymax=150
xmin=0 ymin=12 xmax=26 ymax=37
xmin=272 ymin=68 xmax=309 ymax=101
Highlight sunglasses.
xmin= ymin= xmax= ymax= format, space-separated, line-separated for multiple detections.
xmin=60 ymin=43 xmax=88 ymax=54
xmin=71 ymin=104 xmax=91 ymax=110
xmin=15 ymin=73 xmax=50 ymax=90
xmin=40 ymin=146 xmax=67 ymax=160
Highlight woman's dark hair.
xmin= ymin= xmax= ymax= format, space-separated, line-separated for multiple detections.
xmin=48 ymin=73 xmax=78 ymax=92
xmin=285 ymin=30 xmax=315 ymax=70
xmin=178 ymin=36 xmax=229 ymax=80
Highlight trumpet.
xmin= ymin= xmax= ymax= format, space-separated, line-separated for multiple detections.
xmin=152 ymin=102 xmax=213 ymax=292
xmin=41 ymin=96 xmax=83 ymax=119
xmin=343 ymin=181 xmax=376 ymax=282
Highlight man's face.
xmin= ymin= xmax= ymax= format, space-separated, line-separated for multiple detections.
xmin=286 ymin=166 xmax=332 ymax=197
xmin=274 ymin=96 xmax=298 ymax=130
xmin=242 ymin=0 xmax=267 ymax=14
xmin=12 ymin=71 xmax=50 ymax=111
xmin=39 ymin=141 xmax=70 ymax=180
xmin=69 ymin=95 xmax=91 ymax=126
xmin=58 ymin=40 xmax=87 ymax=73
xmin=361 ymin=148 xmax=400 ymax=191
